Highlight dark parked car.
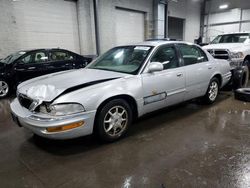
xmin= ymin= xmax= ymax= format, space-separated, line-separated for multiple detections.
xmin=0 ymin=48 xmax=92 ymax=98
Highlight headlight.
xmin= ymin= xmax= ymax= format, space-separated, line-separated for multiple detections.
xmin=230 ymin=52 xmax=244 ymax=59
xmin=39 ymin=103 xmax=85 ymax=116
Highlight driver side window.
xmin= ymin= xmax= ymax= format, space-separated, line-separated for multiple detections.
xmin=22 ymin=54 xmax=32 ymax=64
xmin=20 ymin=51 xmax=48 ymax=64
xmin=151 ymin=46 xmax=179 ymax=70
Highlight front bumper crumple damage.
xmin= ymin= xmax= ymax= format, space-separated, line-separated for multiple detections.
xmin=10 ymin=98 xmax=96 ymax=139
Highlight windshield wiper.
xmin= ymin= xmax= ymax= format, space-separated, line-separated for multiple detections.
xmin=89 ymin=67 xmax=129 ymax=74
xmin=88 ymin=67 xmax=113 ymax=72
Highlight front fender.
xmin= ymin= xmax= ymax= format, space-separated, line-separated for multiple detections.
xmin=94 ymin=77 xmax=143 ymax=112
xmin=53 ymin=76 xmax=143 ymax=113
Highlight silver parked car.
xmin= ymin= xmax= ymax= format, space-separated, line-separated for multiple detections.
xmin=10 ymin=41 xmax=232 ymax=141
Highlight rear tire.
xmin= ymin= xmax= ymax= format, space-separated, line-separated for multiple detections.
xmin=95 ymin=99 xmax=132 ymax=142
xmin=202 ymin=77 xmax=219 ymax=104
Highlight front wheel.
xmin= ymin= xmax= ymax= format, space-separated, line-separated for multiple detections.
xmin=243 ymin=59 xmax=250 ymax=80
xmin=95 ymin=99 xmax=132 ymax=142
xmin=232 ymin=66 xmax=249 ymax=90
xmin=0 ymin=80 xmax=10 ymax=98
xmin=202 ymin=77 xmax=219 ymax=104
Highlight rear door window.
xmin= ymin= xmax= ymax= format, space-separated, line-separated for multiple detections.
xmin=178 ymin=44 xmax=208 ymax=66
xmin=20 ymin=51 xmax=48 ymax=64
xmin=150 ymin=45 xmax=179 ymax=70
xmin=49 ymin=51 xmax=74 ymax=61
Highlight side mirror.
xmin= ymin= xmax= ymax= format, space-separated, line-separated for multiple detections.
xmin=148 ymin=62 xmax=164 ymax=73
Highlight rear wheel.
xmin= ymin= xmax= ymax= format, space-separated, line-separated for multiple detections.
xmin=95 ymin=99 xmax=132 ymax=142
xmin=203 ymin=77 xmax=219 ymax=104
xmin=0 ymin=80 xmax=10 ymax=98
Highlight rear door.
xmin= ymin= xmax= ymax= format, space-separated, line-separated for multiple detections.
xmin=46 ymin=50 xmax=74 ymax=74
xmin=14 ymin=50 xmax=48 ymax=82
xmin=177 ymin=44 xmax=212 ymax=100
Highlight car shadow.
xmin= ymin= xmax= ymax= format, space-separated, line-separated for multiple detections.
xmin=24 ymin=91 xmax=232 ymax=156
xmin=29 ymin=134 xmax=102 ymax=155
xmin=128 ymin=92 xmax=232 ymax=136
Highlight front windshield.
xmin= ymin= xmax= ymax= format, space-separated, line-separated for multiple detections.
xmin=87 ymin=46 xmax=152 ymax=74
xmin=0 ymin=51 xmax=26 ymax=64
xmin=211 ymin=33 xmax=250 ymax=44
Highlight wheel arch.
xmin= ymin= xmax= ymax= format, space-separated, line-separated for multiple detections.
xmin=244 ymin=55 xmax=250 ymax=62
xmin=212 ymin=73 xmax=223 ymax=88
xmin=244 ymin=55 xmax=250 ymax=71
xmin=95 ymin=94 xmax=138 ymax=122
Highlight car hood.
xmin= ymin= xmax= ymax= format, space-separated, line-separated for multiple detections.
xmin=203 ymin=43 xmax=244 ymax=51
xmin=18 ymin=68 xmax=129 ymax=102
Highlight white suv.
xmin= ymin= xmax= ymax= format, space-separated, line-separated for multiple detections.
xmin=203 ymin=32 xmax=250 ymax=87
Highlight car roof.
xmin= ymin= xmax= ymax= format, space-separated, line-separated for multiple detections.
xmin=218 ymin=31 xmax=250 ymax=35
xmin=134 ymin=41 xmax=194 ymax=47
xmin=17 ymin=48 xmax=70 ymax=53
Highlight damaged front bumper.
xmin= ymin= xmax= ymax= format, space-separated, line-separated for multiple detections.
xmin=10 ymin=98 xmax=96 ymax=139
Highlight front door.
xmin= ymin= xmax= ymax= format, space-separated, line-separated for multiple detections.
xmin=141 ymin=45 xmax=186 ymax=114
xmin=14 ymin=50 xmax=48 ymax=82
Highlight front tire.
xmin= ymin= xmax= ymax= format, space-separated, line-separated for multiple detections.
xmin=0 ymin=80 xmax=10 ymax=98
xmin=95 ymin=99 xmax=132 ymax=142
xmin=203 ymin=77 xmax=219 ymax=104
xmin=232 ymin=66 xmax=249 ymax=90
xmin=243 ymin=59 xmax=250 ymax=80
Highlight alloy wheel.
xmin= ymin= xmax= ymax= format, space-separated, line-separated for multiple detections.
xmin=103 ymin=106 xmax=128 ymax=137
xmin=0 ymin=81 xmax=9 ymax=97
xmin=208 ymin=81 xmax=218 ymax=101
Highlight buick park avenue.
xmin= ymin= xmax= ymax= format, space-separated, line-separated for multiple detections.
xmin=10 ymin=41 xmax=232 ymax=142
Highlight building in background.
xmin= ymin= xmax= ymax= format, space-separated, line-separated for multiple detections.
xmin=203 ymin=0 xmax=250 ymax=43
xmin=0 ymin=0 xmax=202 ymax=58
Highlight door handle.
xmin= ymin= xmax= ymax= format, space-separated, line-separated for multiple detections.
xmin=28 ymin=67 xmax=36 ymax=70
xmin=14 ymin=67 xmax=25 ymax=71
xmin=208 ymin=66 xmax=212 ymax=69
xmin=177 ymin=73 xmax=183 ymax=77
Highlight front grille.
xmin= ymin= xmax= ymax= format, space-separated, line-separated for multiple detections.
xmin=18 ymin=94 xmax=33 ymax=110
xmin=207 ymin=49 xmax=230 ymax=60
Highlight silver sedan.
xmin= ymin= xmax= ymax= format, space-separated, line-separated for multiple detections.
xmin=10 ymin=41 xmax=232 ymax=142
